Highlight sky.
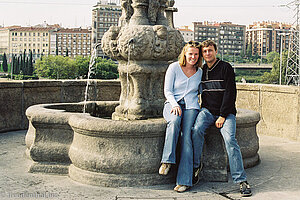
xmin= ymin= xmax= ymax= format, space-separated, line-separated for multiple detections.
xmin=0 ymin=0 xmax=295 ymax=28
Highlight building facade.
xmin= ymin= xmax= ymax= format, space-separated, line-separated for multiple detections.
xmin=177 ymin=26 xmax=194 ymax=42
xmin=92 ymin=1 xmax=121 ymax=58
xmin=0 ymin=26 xmax=52 ymax=60
xmin=246 ymin=21 xmax=292 ymax=57
xmin=193 ymin=21 xmax=246 ymax=57
xmin=0 ymin=25 xmax=92 ymax=60
xmin=50 ymin=28 xmax=92 ymax=58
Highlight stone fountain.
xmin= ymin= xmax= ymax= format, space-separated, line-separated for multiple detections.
xmin=25 ymin=0 xmax=260 ymax=187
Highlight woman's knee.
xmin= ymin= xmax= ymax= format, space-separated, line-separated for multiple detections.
xmin=167 ymin=115 xmax=181 ymax=127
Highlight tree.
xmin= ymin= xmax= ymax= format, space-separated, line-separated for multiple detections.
xmin=266 ymin=51 xmax=279 ymax=64
xmin=28 ymin=50 xmax=34 ymax=75
xmin=66 ymin=48 xmax=69 ymax=57
xmin=34 ymin=56 xmax=118 ymax=80
xmin=15 ymin=55 xmax=20 ymax=74
xmin=93 ymin=57 xmax=118 ymax=79
xmin=35 ymin=55 xmax=78 ymax=79
xmin=246 ymin=43 xmax=252 ymax=58
xmin=74 ymin=56 xmax=90 ymax=79
xmin=22 ymin=50 xmax=27 ymax=74
xmin=261 ymin=50 xmax=288 ymax=84
xmin=2 ymin=53 xmax=8 ymax=72
xmin=25 ymin=57 xmax=29 ymax=75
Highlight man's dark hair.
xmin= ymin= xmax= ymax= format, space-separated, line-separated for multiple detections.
xmin=202 ymin=40 xmax=217 ymax=51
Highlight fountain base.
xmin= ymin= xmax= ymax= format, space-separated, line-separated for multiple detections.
xmin=25 ymin=102 xmax=260 ymax=187
xmin=69 ymin=164 xmax=174 ymax=187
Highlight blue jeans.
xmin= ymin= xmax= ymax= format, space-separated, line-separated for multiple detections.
xmin=192 ymin=108 xmax=247 ymax=183
xmin=161 ymin=101 xmax=199 ymax=186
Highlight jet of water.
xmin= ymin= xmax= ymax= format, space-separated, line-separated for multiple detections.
xmin=83 ymin=43 xmax=100 ymax=113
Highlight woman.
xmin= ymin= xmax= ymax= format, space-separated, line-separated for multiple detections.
xmin=159 ymin=41 xmax=203 ymax=192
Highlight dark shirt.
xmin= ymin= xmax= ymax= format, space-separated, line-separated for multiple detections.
xmin=201 ymin=59 xmax=237 ymax=117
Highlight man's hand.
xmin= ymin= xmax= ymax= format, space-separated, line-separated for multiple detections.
xmin=171 ymin=106 xmax=182 ymax=116
xmin=215 ymin=116 xmax=225 ymax=128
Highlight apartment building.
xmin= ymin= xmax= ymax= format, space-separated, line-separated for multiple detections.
xmin=177 ymin=26 xmax=194 ymax=42
xmin=246 ymin=21 xmax=292 ymax=57
xmin=50 ymin=28 xmax=92 ymax=58
xmin=0 ymin=25 xmax=92 ymax=60
xmin=0 ymin=26 xmax=12 ymax=54
xmin=193 ymin=21 xmax=246 ymax=56
xmin=92 ymin=1 xmax=121 ymax=57
xmin=0 ymin=26 xmax=52 ymax=59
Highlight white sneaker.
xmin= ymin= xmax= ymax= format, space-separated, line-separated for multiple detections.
xmin=175 ymin=185 xmax=190 ymax=193
xmin=158 ymin=163 xmax=171 ymax=175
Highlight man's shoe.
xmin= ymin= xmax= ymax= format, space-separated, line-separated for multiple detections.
xmin=240 ymin=181 xmax=252 ymax=197
xmin=192 ymin=162 xmax=203 ymax=185
xmin=159 ymin=163 xmax=171 ymax=175
xmin=174 ymin=185 xmax=190 ymax=193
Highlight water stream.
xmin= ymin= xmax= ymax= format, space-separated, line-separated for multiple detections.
xmin=83 ymin=43 xmax=100 ymax=113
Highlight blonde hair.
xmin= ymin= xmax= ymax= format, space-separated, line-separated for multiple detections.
xmin=178 ymin=41 xmax=202 ymax=68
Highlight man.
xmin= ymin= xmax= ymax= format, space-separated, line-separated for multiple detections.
xmin=192 ymin=40 xmax=252 ymax=197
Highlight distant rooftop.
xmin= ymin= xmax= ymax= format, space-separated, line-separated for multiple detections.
xmin=193 ymin=21 xmax=245 ymax=27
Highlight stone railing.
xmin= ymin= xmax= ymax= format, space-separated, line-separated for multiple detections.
xmin=1 ymin=80 xmax=299 ymax=141
xmin=236 ymin=83 xmax=300 ymax=141
xmin=0 ymin=80 xmax=121 ymax=132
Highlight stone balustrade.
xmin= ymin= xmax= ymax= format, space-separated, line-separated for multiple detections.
xmin=1 ymin=80 xmax=300 ymax=142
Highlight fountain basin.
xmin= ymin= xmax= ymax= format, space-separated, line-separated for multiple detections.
xmin=25 ymin=101 xmax=119 ymax=174
xmin=68 ymin=114 xmax=170 ymax=187
xmin=25 ymin=102 xmax=260 ymax=186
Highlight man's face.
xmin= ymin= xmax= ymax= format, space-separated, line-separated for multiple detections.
xmin=202 ymin=45 xmax=217 ymax=64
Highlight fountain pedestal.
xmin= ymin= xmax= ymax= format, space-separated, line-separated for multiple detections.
xmin=112 ymin=60 xmax=167 ymax=120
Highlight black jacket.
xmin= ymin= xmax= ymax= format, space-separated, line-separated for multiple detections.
xmin=201 ymin=59 xmax=237 ymax=117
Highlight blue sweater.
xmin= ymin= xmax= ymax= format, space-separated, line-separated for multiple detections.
xmin=164 ymin=61 xmax=202 ymax=110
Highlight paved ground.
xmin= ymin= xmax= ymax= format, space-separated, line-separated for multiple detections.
xmin=0 ymin=130 xmax=300 ymax=200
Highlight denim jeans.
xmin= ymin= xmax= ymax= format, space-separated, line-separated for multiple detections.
xmin=161 ymin=100 xmax=199 ymax=186
xmin=192 ymin=108 xmax=247 ymax=183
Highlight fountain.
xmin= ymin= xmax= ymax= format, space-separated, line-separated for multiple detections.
xmin=25 ymin=0 xmax=260 ymax=187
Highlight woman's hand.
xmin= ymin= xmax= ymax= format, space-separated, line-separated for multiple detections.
xmin=171 ymin=106 xmax=182 ymax=116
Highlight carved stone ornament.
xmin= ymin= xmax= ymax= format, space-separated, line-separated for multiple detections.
xmin=101 ymin=0 xmax=184 ymax=120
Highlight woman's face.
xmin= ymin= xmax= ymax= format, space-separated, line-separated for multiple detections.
xmin=185 ymin=46 xmax=200 ymax=66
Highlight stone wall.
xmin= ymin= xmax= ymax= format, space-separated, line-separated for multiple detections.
xmin=0 ymin=80 xmax=121 ymax=132
xmin=236 ymin=83 xmax=300 ymax=141
xmin=1 ymin=80 xmax=299 ymax=141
